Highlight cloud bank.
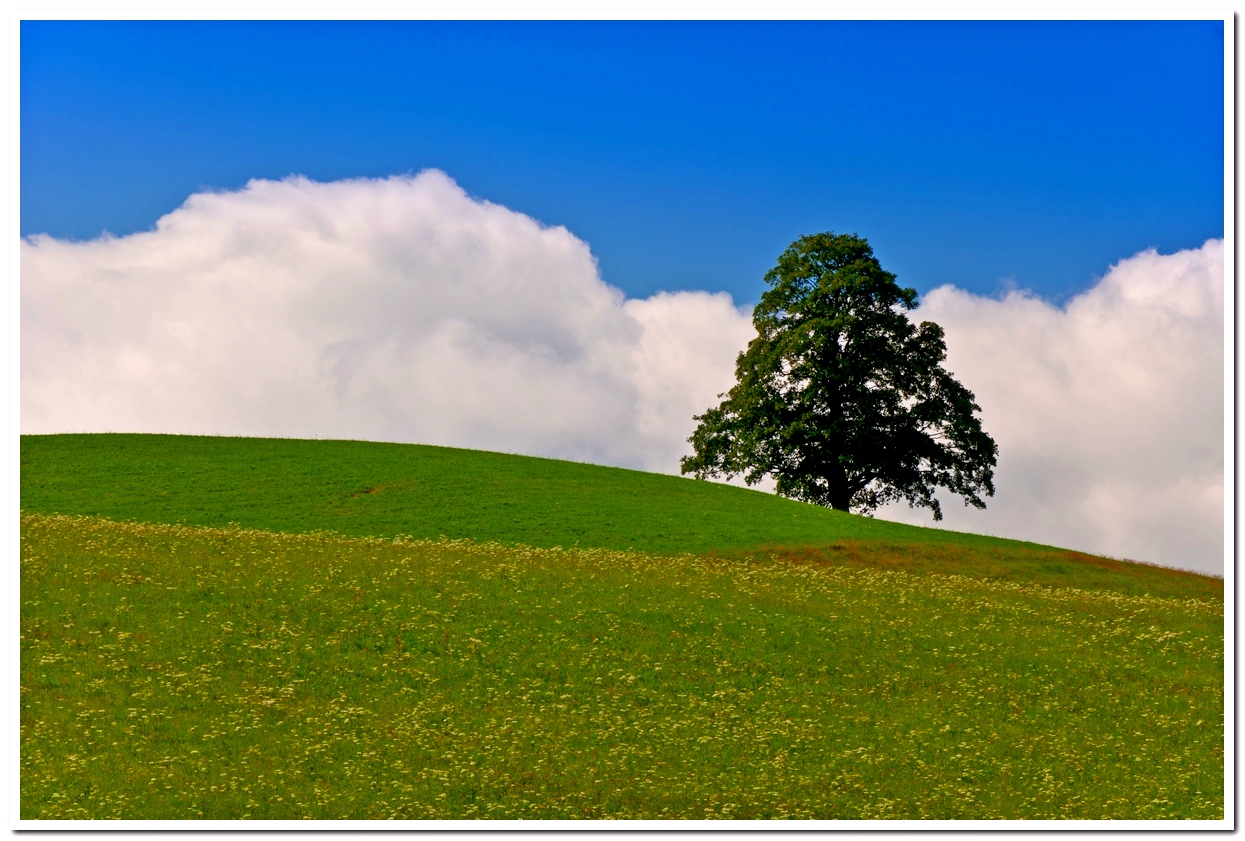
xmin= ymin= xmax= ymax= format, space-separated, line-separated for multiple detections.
xmin=21 ymin=171 xmax=753 ymax=474
xmin=881 ymin=239 xmax=1225 ymax=575
xmin=21 ymin=171 xmax=1225 ymax=573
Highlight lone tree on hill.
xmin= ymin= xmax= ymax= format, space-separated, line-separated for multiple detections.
xmin=681 ymin=232 xmax=997 ymax=520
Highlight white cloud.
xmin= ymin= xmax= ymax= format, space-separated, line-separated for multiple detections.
xmin=21 ymin=171 xmax=1225 ymax=574
xmin=878 ymin=239 xmax=1225 ymax=575
xmin=21 ymin=171 xmax=753 ymax=475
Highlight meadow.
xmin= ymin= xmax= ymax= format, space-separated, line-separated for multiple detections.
xmin=19 ymin=434 xmax=1220 ymax=600
xmin=20 ymin=434 xmax=1225 ymax=820
xmin=21 ymin=433 xmax=1051 ymax=553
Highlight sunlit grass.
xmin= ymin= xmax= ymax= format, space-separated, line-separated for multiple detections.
xmin=19 ymin=432 xmax=1084 ymax=555
xmin=22 ymin=513 xmax=1223 ymax=820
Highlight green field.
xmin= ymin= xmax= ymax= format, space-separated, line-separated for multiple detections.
xmin=19 ymin=433 xmax=1221 ymax=600
xmin=21 ymin=432 xmax=1011 ymax=551
xmin=20 ymin=434 xmax=1225 ymax=820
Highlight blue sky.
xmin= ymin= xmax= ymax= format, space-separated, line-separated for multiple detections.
xmin=21 ymin=19 xmax=1224 ymax=305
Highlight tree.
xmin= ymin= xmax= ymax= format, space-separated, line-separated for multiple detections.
xmin=680 ymin=232 xmax=996 ymax=520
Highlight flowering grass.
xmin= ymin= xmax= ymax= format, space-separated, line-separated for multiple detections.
xmin=21 ymin=512 xmax=1223 ymax=820
xmin=20 ymin=433 xmax=1221 ymax=600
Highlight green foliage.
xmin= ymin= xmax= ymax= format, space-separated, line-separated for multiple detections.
xmin=22 ymin=513 xmax=1223 ymax=820
xmin=682 ymin=233 xmax=997 ymax=519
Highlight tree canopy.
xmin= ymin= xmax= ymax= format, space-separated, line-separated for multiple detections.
xmin=680 ymin=232 xmax=997 ymax=520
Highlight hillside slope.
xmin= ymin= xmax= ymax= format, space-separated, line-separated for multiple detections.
xmin=21 ymin=435 xmax=1225 ymax=820
xmin=21 ymin=433 xmax=992 ymax=549
xmin=20 ymin=433 xmax=1220 ymax=601
xmin=21 ymin=512 xmax=1224 ymax=820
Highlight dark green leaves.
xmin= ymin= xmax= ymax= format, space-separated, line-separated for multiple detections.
xmin=681 ymin=232 xmax=997 ymax=520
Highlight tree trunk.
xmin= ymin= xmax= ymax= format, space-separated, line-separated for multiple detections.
xmin=827 ymin=462 xmax=853 ymax=512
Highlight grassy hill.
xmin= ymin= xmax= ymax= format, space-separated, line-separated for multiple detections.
xmin=19 ymin=434 xmax=1225 ymax=820
xmin=19 ymin=433 xmax=1219 ymax=600
xmin=21 ymin=432 xmax=1004 ymax=550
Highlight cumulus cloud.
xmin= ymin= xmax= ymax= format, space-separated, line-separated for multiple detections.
xmin=878 ymin=239 xmax=1225 ymax=575
xmin=21 ymin=171 xmax=753 ymax=473
xmin=21 ymin=171 xmax=1225 ymax=574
